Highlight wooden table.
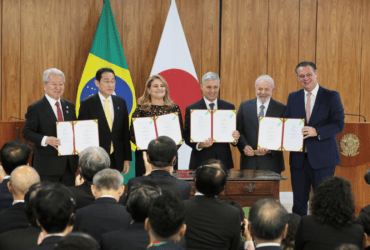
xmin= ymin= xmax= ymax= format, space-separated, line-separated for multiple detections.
xmin=174 ymin=169 xmax=288 ymax=207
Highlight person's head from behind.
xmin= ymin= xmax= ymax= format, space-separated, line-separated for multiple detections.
xmin=147 ymin=136 xmax=177 ymax=169
xmin=281 ymin=213 xmax=301 ymax=250
xmin=195 ymin=159 xmax=227 ymax=196
xmin=248 ymin=198 xmax=288 ymax=244
xmin=8 ymin=166 xmax=40 ymax=200
xmin=55 ymin=232 xmax=100 ymax=250
xmin=34 ymin=183 xmax=76 ymax=235
xmin=79 ymin=147 xmax=110 ymax=183
xmin=145 ymin=190 xmax=186 ymax=243
xmin=24 ymin=181 xmax=54 ymax=227
xmin=91 ymin=169 xmax=124 ymax=201
xmin=310 ymin=176 xmax=355 ymax=228
xmin=356 ymin=204 xmax=370 ymax=248
xmin=126 ymin=180 xmax=162 ymax=223
xmin=0 ymin=140 xmax=31 ymax=175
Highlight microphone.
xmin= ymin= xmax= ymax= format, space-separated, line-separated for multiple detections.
xmin=344 ymin=113 xmax=367 ymax=122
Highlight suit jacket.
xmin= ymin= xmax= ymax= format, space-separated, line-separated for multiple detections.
xmin=0 ymin=179 xmax=12 ymax=211
xmin=0 ymin=202 xmax=28 ymax=234
xmin=22 ymin=96 xmax=78 ymax=175
xmin=294 ymin=215 xmax=363 ymax=250
xmin=74 ymin=197 xmax=130 ymax=242
xmin=67 ymin=182 xmax=127 ymax=209
xmin=283 ymin=86 xmax=345 ymax=169
xmin=184 ymin=196 xmax=240 ymax=250
xmin=237 ymin=98 xmax=286 ymax=173
xmin=0 ymin=225 xmax=40 ymax=250
xmin=127 ymin=170 xmax=192 ymax=200
xmin=184 ymin=99 xmax=236 ymax=169
xmin=28 ymin=235 xmax=62 ymax=250
xmin=78 ymin=93 xmax=131 ymax=171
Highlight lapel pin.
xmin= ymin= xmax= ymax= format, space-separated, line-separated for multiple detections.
xmin=66 ymin=111 xmax=69 ymax=113
xmin=66 ymin=106 xmax=69 ymax=109
xmin=117 ymin=107 xmax=120 ymax=110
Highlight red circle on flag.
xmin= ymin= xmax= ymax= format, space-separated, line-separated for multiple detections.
xmin=158 ymin=69 xmax=202 ymax=120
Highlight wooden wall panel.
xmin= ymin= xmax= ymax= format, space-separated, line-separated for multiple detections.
xmin=299 ymin=0 xmax=317 ymax=64
xmin=316 ymin=0 xmax=362 ymax=123
xmin=221 ymin=0 xmax=269 ymax=170
xmin=360 ymin=0 xmax=370 ymax=123
xmin=2 ymin=0 xmax=19 ymax=121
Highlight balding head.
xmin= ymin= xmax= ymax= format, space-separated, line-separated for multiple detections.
xmin=9 ymin=166 xmax=40 ymax=199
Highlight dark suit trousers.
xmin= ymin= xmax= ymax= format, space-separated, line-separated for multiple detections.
xmin=40 ymin=160 xmax=75 ymax=186
xmin=291 ymin=153 xmax=335 ymax=216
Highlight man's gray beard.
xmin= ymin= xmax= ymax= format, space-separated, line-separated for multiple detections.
xmin=257 ymin=96 xmax=271 ymax=104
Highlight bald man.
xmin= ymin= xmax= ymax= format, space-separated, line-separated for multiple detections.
xmin=0 ymin=166 xmax=40 ymax=234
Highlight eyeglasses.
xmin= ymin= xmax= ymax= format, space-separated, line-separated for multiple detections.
xmin=101 ymin=80 xmax=116 ymax=84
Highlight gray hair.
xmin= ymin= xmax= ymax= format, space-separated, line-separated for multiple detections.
xmin=255 ymin=75 xmax=274 ymax=88
xmin=202 ymin=72 xmax=220 ymax=85
xmin=43 ymin=68 xmax=65 ymax=83
xmin=93 ymin=169 xmax=123 ymax=191
xmin=79 ymin=147 xmax=110 ymax=182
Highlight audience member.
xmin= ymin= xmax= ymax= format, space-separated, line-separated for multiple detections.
xmin=101 ymin=180 xmax=162 ymax=250
xmin=294 ymin=176 xmax=363 ymax=250
xmin=146 ymin=190 xmax=186 ymax=250
xmin=0 ymin=140 xmax=31 ymax=211
xmin=184 ymin=160 xmax=240 ymax=250
xmin=356 ymin=204 xmax=370 ymax=250
xmin=68 ymin=146 xmax=110 ymax=209
xmin=55 ymin=232 xmax=100 ymax=250
xmin=281 ymin=213 xmax=301 ymax=250
xmin=0 ymin=182 xmax=52 ymax=250
xmin=248 ymin=198 xmax=288 ymax=250
xmin=127 ymin=136 xmax=191 ymax=200
xmin=28 ymin=183 xmax=76 ymax=250
xmin=73 ymin=169 xmax=130 ymax=242
xmin=0 ymin=166 xmax=40 ymax=234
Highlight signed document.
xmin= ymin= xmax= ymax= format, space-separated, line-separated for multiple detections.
xmin=132 ymin=113 xmax=183 ymax=150
xmin=258 ymin=117 xmax=304 ymax=152
xmin=190 ymin=109 xmax=236 ymax=143
xmin=56 ymin=120 xmax=99 ymax=155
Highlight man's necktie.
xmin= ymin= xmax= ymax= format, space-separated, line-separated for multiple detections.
xmin=55 ymin=102 xmax=63 ymax=122
xmin=306 ymin=92 xmax=312 ymax=123
xmin=104 ymin=99 xmax=114 ymax=154
xmin=209 ymin=103 xmax=215 ymax=110
xmin=258 ymin=104 xmax=265 ymax=118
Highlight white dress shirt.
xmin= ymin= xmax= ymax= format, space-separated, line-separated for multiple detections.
xmin=304 ymin=83 xmax=319 ymax=115
xmin=98 ymin=92 xmax=115 ymax=122
xmin=256 ymin=97 xmax=271 ymax=117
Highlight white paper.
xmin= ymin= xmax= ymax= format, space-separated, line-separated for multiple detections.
xmin=282 ymin=119 xmax=304 ymax=151
xmin=56 ymin=121 xmax=74 ymax=156
xmin=258 ymin=117 xmax=284 ymax=150
xmin=74 ymin=120 xmax=100 ymax=154
xmin=212 ymin=110 xmax=236 ymax=143
xmin=156 ymin=113 xmax=183 ymax=145
xmin=133 ymin=117 xmax=157 ymax=150
xmin=190 ymin=110 xmax=212 ymax=142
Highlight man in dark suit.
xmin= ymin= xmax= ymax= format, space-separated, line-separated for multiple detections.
xmin=78 ymin=67 xmax=131 ymax=173
xmin=283 ymin=61 xmax=345 ymax=216
xmin=22 ymin=68 xmax=78 ymax=186
xmin=73 ymin=169 xmax=130 ymax=242
xmin=101 ymin=180 xmax=162 ymax=250
xmin=145 ymin=191 xmax=187 ymax=250
xmin=28 ymin=183 xmax=75 ymax=250
xmin=237 ymin=75 xmax=286 ymax=174
xmin=68 ymin=146 xmax=110 ymax=209
xmin=0 ymin=140 xmax=31 ymax=211
xmin=0 ymin=166 xmax=40 ymax=234
xmin=248 ymin=198 xmax=288 ymax=250
xmin=184 ymin=72 xmax=240 ymax=170
xmin=127 ymin=136 xmax=191 ymax=200
xmin=184 ymin=163 xmax=241 ymax=250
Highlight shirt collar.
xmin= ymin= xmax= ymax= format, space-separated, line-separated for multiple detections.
xmin=256 ymin=243 xmax=281 ymax=248
xmin=256 ymin=97 xmax=271 ymax=110
xmin=44 ymin=233 xmax=65 ymax=239
xmin=12 ymin=200 xmax=25 ymax=205
xmin=194 ymin=191 xmax=217 ymax=198
xmin=304 ymin=83 xmax=319 ymax=96
xmin=45 ymin=94 xmax=61 ymax=106
xmin=203 ymin=97 xmax=217 ymax=109
xmin=100 ymin=195 xmax=114 ymax=199
xmin=3 ymin=175 xmax=10 ymax=180
xmin=98 ymin=91 xmax=112 ymax=102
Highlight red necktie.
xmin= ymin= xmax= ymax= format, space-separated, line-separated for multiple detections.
xmin=55 ymin=102 xmax=64 ymax=122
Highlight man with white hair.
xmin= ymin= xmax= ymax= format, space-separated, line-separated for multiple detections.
xmin=184 ymin=72 xmax=240 ymax=170
xmin=236 ymin=75 xmax=285 ymax=174
xmin=23 ymin=68 xmax=78 ymax=186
